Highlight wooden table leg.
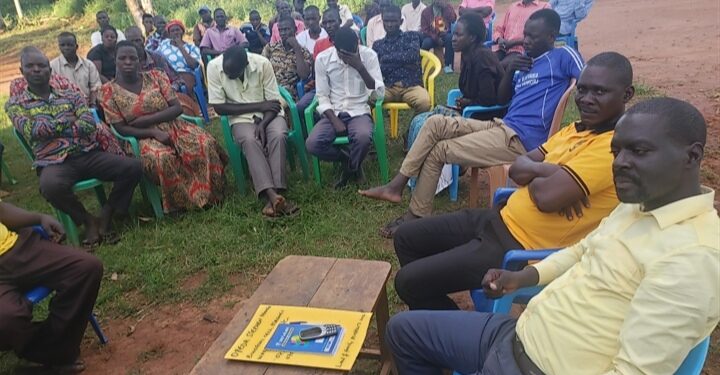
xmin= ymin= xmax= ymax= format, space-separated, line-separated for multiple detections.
xmin=375 ymin=286 xmax=397 ymax=375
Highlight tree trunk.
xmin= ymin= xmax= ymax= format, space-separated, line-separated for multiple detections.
xmin=0 ymin=9 xmax=6 ymax=30
xmin=13 ymin=0 xmax=23 ymax=19
xmin=125 ymin=0 xmax=144 ymax=28
xmin=140 ymin=0 xmax=154 ymax=15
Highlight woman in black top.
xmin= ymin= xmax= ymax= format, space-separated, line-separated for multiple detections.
xmin=88 ymin=26 xmax=119 ymax=83
xmin=453 ymin=12 xmax=506 ymax=120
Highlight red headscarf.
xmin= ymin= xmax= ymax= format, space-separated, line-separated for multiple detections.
xmin=165 ymin=19 xmax=186 ymax=33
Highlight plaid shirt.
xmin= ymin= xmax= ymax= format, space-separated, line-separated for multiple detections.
xmin=5 ymin=87 xmax=98 ymax=167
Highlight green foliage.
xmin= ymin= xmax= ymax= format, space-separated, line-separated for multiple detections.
xmin=53 ymin=0 xmax=87 ymax=18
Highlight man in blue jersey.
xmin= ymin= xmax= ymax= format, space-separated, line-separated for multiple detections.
xmin=360 ymin=9 xmax=583 ymax=237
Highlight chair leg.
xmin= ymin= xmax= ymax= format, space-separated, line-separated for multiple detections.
xmin=449 ymin=164 xmax=460 ymax=202
xmin=89 ymin=312 xmax=108 ymax=344
xmin=389 ymin=109 xmax=399 ymax=139
xmin=222 ymin=129 xmax=247 ymax=194
xmin=1 ymin=160 xmax=17 ymax=185
xmin=55 ymin=209 xmax=80 ymax=246
xmin=312 ymin=156 xmax=322 ymax=185
xmin=468 ymin=167 xmax=480 ymax=208
xmin=93 ymin=185 xmax=107 ymax=206
xmin=142 ymin=179 xmax=165 ymax=219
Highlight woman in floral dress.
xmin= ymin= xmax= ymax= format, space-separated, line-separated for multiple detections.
xmin=100 ymin=41 xmax=227 ymax=213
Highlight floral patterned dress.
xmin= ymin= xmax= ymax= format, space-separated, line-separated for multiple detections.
xmin=100 ymin=70 xmax=228 ymax=213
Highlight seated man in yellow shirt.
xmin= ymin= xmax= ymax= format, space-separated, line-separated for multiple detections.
xmin=391 ymin=52 xmax=633 ymax=310
xmin=0 ymin=202 xmax=103 ymax=373
xmin=385 ymin=96 xmax=719 ymax=374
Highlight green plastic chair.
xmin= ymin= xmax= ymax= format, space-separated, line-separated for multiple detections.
xmin=12 ymin=128 xmax=107 ymax=246
xmin=219 ymin=86 xmax=310 ymax=194
xmin=304 ymin=97 xmax=389 ymax=185
xmin=109 ymin=114 xmax=208 ymax=219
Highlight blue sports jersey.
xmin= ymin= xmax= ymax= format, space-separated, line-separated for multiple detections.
xmin=503 ymin=46 xmax=584 ymax=151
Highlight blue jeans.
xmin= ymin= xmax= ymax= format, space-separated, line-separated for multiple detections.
xmin=386 ymin=310 xmax=525 ymax=375
xmin=421 ymin=33 xmax=454 ymax=68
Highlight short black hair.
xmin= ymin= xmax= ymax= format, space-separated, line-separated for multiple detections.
xmin=457 ymin=13 xmax=486 ymax=44
xmin=382 ymin=4 xmax=401 ymax=18
xmin=278 ymin=15 xmax=297 ymax=30
xmin=116 ymin=40 xmax=139 ymax=56
xmin=96 ymin=10 xmax=108 ymax=17
xmin=142 ymin=13 xmax=153 ymax=20
xmin=323 ymin=7 xmax=341 ymax=20
xmin=334 ymin=26 xmax=358 ymax=52
xmin=305 ymin=5 xmax=320 ymax=14
xmin=249 ymin=9 xmax=260 ymax=16
xmin=58 ymin=31 xmax=77 ymax=44
xmin=586 ymin=52 xmax=633 ymax=86
xmin=223 ymin=45 xmax=248 ymax=64
xmin=100 ymin=25 xmax=118 ymax=37
xmin=625 ymin=97 xmax=707 ymax=146
xmin=528 ymin=9 xmax=561 ymax=35
xmin=214 ymin=7 xmax=225 ymax=16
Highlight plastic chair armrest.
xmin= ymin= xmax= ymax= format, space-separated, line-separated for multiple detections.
xmin=447 ymin=89 xmax=462 ymax=107
xmin=462 ymin=104 xmax=509 ymax=118
xmin=502 ymin=249 xmax=561 ymax=270
xmin=492 ymin=187 xmax=517 ymax=206
xmin=109 ymin=125 xmax=141 ymax=156
xmin=304 ymin=97 xmax=320 ymax=135
xmin=180 ymin=114 xmax=205 ymax=128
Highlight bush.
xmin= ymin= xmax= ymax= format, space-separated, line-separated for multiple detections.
xmin=53 ymin=0 xmax=87 ymax=18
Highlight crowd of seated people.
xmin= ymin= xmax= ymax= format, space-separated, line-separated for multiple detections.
xmin=1 ymin=2 xmax=717 ymax=375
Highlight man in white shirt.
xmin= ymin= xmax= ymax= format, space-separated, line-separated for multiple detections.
xmin=296 ymin=6 xmax=327 ymax=55
xmin=306 ymin=27 xmax=385 ymax=188
xmin=401 ymin=0 xmax=426 ymax=32
xmin=50 ymin=32 xmax=102 ymax=106
xmin=366 ymin=0 xmax=406 ymax=48
xmin=90 ymin=10 xmax=125 ymax=47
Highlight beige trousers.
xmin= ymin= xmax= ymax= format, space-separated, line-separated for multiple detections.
xmin=385 ymin=85 xmax=432 ymax=113
xmin=231 ymin=116 xmax=288 ymax=197
xmin=399 ymin=115 xmax=527 ymax=217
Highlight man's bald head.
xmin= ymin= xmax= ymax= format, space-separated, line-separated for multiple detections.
xmin=19 ymin=46 xmax=51 ymax=89
xmin=20 ymin=46 xmax=48 ymax=65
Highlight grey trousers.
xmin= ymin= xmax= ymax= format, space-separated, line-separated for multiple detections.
xmin=231 ymin=116 xmax=288 ymax=196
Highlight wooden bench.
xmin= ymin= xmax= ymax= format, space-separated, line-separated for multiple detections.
xmin=191 ymin=255 xmax=395 ymax=374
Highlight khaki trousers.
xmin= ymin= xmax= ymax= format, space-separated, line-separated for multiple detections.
xmin=385 ymin=85 xmax=432 ymax=113
xmin=231 ymin=116 xmax=288 ymax=196
xmin=399 ymin=115 xmax=526 ymax=217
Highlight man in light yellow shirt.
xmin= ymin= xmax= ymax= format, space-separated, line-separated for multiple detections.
xmin=207 ymin=46 xmax=299 ymax=217
xmin=0 ymin=201 xmax=103 ymax=373
xmin=50 ymin=32 xmax=102 ymax=106
xmin=385 ymin=97 xmax=719 ymax=374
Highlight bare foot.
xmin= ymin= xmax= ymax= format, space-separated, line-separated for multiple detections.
xmin=358 ymin=184 xmax=403 ymax=203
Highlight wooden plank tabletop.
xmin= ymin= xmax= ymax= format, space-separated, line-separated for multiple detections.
xmin=191 ymin=255 xmax=392 ymax=375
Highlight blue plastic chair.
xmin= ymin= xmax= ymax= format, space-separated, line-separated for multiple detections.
xmin=445 ymin=89 xmax=509 ymax=201
xmin=26 ymin=226 xmax=108 ymax=344
xmin=352 ymin=14 xmax=364 ymax=29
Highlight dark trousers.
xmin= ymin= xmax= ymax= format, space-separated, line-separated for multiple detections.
xmin=393 ymin=209 xmax=523 ymax=310
xmin=0 ymin=229 xmax=103 ymax=365
xmin=305 ymin=113 xmax=374 ymax=171
xmin=386 ymin=310 xmax=524 ymax=375
xmin=421 ymin=33 xmax=454 ymax=68
xmin=38 ymin=151 xmax=143 ymax=225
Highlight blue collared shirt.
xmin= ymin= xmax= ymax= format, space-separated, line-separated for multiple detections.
xmin=549 ymin=0 xmax=595 ymax=34
xmin=502 ymin=46 xmax=584 ymax=151
xmin=372 ymin=31 xmax=424 ymax=88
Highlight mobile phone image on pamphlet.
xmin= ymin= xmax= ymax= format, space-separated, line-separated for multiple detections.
xmin=265 ymin=323 xmax=344 ymax=355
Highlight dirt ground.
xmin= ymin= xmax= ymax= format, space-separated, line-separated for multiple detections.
xmin=4 ymin=0 xmax=720 ymax=373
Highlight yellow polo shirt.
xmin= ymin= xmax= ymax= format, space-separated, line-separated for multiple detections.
xmin=517 ymin=188 xmax=720 ymax=374
xmin=0 ymin=200 xmax=18 ymax=256
xmin=206 ymin=53 xmax=284 ymax=125
xmin=501 ymin=123 xmax=619 ymax=249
